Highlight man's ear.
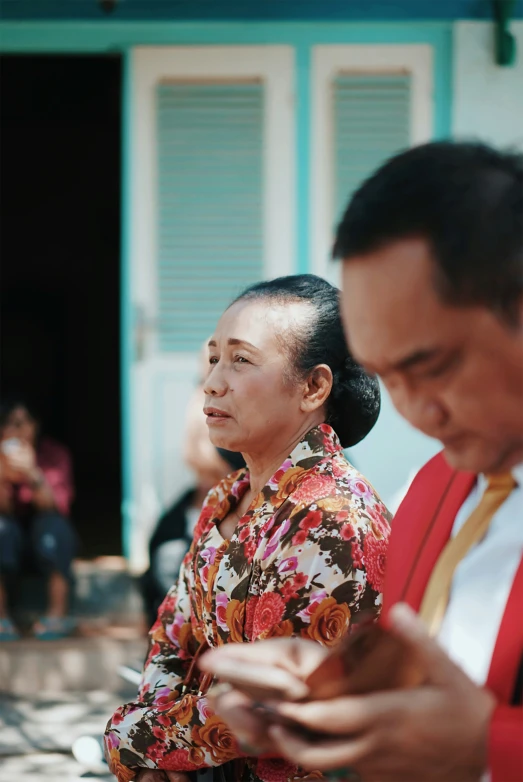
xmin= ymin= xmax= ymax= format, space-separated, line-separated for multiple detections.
xmin=300 ymin=364 xmax=333 ymax=413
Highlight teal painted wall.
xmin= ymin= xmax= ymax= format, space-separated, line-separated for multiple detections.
xmin=0 ymin=22 xmax=452 ymax=556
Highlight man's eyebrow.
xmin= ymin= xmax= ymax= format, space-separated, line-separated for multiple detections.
xmin=392 ymin=348 xmax=441 ymax=372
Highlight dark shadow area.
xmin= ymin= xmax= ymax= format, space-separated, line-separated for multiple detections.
xmin=0 ymin=54 xmax=122 ymax=557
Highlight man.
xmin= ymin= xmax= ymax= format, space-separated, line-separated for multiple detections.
xmin=202 ymin=142 xmax=523 ymax=781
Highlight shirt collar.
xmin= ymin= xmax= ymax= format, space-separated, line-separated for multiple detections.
xmin=511 ymin=462 xmax=523 ymax=488
xmin=476 ymin=462 xmax=523 ymax=492
xmin=210 ymin=423 xmax=342 ymax=518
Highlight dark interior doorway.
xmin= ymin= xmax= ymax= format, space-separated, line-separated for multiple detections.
xmin=0 ymin=54 xmax=122 ymax=557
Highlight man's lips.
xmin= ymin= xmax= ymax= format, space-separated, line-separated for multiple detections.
xmin=441 ymin=432 xmax=470 ymax=449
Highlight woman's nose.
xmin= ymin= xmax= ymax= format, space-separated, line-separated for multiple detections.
xmin=203 ymin=365 xmax=228 ymax=397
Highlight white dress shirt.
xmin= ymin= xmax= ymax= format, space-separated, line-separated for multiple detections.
xmin=438 ymin=463 xmax=523 ymax=686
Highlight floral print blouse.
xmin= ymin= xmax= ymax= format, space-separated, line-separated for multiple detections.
xmin=105 ymin=424 xmax=391 ymax=782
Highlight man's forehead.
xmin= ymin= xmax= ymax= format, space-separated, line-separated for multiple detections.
xmin=340 ymin=238 xmax=449 ymax=368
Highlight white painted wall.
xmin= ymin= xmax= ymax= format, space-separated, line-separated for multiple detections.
xmin=354 ymin=22 xmax=523 ymax=510
xmin=453 ymin=21 xmax=523 ymax=148
xmin=348 ymin=387 xmax=439 ymax=512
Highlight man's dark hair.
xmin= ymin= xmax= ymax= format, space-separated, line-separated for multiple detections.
xmin=234 ymin=274 xmax=380 ymax=448
xmin=333 ymin=141 xmax=523 ymax=324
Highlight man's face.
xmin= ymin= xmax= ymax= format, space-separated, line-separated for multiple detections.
xmin=341 ymin=238 xmax=523 ymax=474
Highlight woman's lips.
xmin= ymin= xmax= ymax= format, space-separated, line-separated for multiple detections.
xmin=204 ymin=408 xmax=232 ymax=424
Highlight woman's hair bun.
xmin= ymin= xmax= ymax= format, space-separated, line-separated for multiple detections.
xmin=328 ymin=356 xmax=380 ymax=447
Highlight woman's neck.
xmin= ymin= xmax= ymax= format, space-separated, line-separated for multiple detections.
xmin=243 ymin=415 xmax=325 ymax=497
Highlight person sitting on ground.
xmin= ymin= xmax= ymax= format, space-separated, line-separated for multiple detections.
xmin=0 ymin=398 xmax=76 ymax=640
xmin=104 ymin=273 xmax=390 ymax=782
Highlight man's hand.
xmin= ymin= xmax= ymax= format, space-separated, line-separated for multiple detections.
xmin=270 ymin=605 xmax=495 ymax=781
xmin=201 ymin=637 xmax=328 ymax=753
xmin=204 ymin=605 xmax=496 ymax=782
xmin=136 ymin=771 xmax=191 ymax=782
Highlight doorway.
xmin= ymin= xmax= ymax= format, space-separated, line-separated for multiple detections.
xmin=0 ymin=54 xmax=122 ymax=557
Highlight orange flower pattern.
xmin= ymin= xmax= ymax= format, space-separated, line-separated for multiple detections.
xmin=104 ymin=425 xmax=391 ymax=782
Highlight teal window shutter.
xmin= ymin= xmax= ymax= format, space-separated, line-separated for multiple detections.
xmin=333 ymin=74 xmax=411 ymax=222
xmin=157 ymin=82 xmax=264 ymax=352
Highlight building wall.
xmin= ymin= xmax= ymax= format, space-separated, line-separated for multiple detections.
xmin=354 ymin=20 xmax=523 ymax=508
xmin=1 ymin=17 xmax=522 ymax=561
xmin=453 ymin=21 xmax=523 ymax=148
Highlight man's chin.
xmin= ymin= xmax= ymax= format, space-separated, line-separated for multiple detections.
xmin=442 ymin=441 xmax=517 ymax=475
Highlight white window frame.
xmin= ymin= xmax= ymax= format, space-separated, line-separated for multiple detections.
xmin=310 ymin=44 xmax=434 ymax=284
xmin=131 ymin=45 xmax=296 ymax=346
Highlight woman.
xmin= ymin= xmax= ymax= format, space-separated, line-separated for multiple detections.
xmin=105 ymin=275 xmax=391 ymax=782
xmin=0 ymin=398 xmax=76 ymax=640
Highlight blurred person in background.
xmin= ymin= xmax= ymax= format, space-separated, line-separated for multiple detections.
xmin=141 ymin=364 xmax=245 ymax=627
xmin=0 ymin=398 xmax=76 ymax=640
xmin=104 ymin=274 xmax=389 ymax=782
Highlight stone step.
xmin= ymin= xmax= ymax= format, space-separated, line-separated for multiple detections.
xmin=10 ymin=556 xmax=144 ymax=625
xmin=0 ymin=630 xmax=148 ymax=696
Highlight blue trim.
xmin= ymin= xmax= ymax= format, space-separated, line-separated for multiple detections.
xmin=1 ymin=0 xmax=522 ymax=21
xmin=0 ymin=21 xmax=453 ymax=53
xmin=120 ymin=48 xmax=133 ymax=560
xmin=296 ymin=43 xmax=311 ymax=274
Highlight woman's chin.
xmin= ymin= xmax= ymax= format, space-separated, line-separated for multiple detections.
xmin=208 ymin=432 xmax=241 ymax=451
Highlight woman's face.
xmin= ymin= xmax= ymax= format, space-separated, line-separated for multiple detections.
xmin=1 ymin=406 xmax=38 ymax=446
xmin=204 ymin=298 xmax=317 ymax=456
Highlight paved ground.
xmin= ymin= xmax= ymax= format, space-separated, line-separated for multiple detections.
xmin=0 ymin=688 xmax=134 ymax=781
xmin=0 ymin=752 xmax=113 ymax=781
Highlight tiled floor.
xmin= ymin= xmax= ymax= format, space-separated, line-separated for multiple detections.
xmin=0 ymin=689 xmax=131 ymax=781
xmin=0 ymin=751 xmax=113 ymax=782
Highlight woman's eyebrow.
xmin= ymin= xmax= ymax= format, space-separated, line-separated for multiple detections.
xmin=207 ymin=337 xmax=260 ymax=352
xmin=227 ymin=338 xmax=259 ymax=351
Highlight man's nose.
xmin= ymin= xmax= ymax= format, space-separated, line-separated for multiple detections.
xmin=392 ymin=385 xmax=448 ymax=438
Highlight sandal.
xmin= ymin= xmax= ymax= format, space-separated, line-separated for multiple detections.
xmin=0 ymin=617 xmax=20 ymax=642
xmin=33 ymin=616 xmax=76 ymax=640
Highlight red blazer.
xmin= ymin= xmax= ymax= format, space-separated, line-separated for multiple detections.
xmin=382 ymin=453 xmax=523 ymax=782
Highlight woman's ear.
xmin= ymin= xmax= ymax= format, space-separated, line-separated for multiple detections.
xmin=300 ymin=364 xmax=333 ymax=413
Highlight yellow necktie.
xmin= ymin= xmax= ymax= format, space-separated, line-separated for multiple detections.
xmin=419 ymin=473 xmax=516 ymax=637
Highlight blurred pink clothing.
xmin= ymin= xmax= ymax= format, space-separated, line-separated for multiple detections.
xmin=15 ymin=438 xmax=74 ymax=518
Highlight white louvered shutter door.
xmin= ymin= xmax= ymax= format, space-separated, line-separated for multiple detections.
xmin=127 ymin=47 xmax=294 ymax=571
xmin=333 ymin=73 xmax=411 ymax=223
xmin=157 ymin=82 xmax=264 ymax=352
